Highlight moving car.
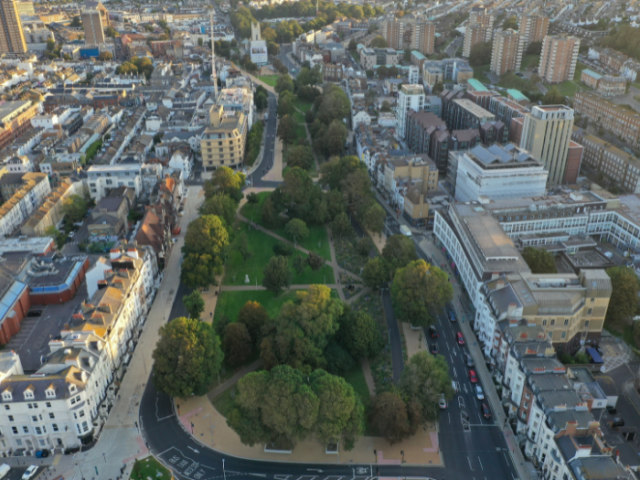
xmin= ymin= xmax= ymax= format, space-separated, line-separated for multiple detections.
xmin=430 ymin=344 xmax=439 ymax=355
xmin=68 ymin=231 xmax=75 ymax=238
xmin=22 ymin=466 xmax=37 ymax=480
xmin=456 ymin=332 xmax=465 ymax=345
xmin=0 ymin=464 xmax=9 ymax=480
xmin=452 ymin=381 xmax=459 ymax=394
xmin=611 ymin=418 xmax=625 ymax=428
xmin=448 ymin=310 xmax=457 ymax=322
xmin=466 ymin=353 xmax=475 ymax=368
xmin=475 ymin=385 xmax=484 ymax=401
xmin=438 ymin=393 xmax=447 ymax=409
xmin=469 ymin=369 xmax=478 ymax=383
xmin=482 ymin=403 xmax=491 ymax=419
xmin=429 ymin=326 xmax=438 ymax=338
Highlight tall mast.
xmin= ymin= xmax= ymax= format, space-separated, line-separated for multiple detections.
xmin=211 ymin=11 xmax=218 ymax=99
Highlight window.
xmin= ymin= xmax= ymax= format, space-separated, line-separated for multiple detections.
xmin=549 ymin=332 xmax=553 ymax=339
xmin=79 ymin=410 xmax=85 ymax=418
xmin=27 ymin=403 xmax=32 ymax=409
xmin=49 ymin=413 xmax=54 ymax=419
xmin=11 ymin=427 xmax=17 ymax=435
xmin=561 ymin=331 xmax=567 ymax=339
xmin=585 ymin=320 xmax=590 ymax=328
xmin=587 ymin=308 xmax=592 ymax=315
xmin=35 ymin=427 xmax=42 ymax=435
xmin=564 ymin=319 xmax=569 ymax=326
xmin=52 ymin=424 xmax=58 ymax=432
xmin=22 ymin=426 xmax=28 ymax=433
xmin=46 ymin=402 xmax=51 ymax=408
xmin=31 ymin=416 xmax=37 ymax=422
xmin=8 ymin=416 xmax=13 ymax=422
xmin=542 ymin=319 xmax=547 ymax=326
xmin=3 ymin=405 xmax=8 ymax=411
xmin=82 ymin=421 xmax=88 ymax=432
xmin=591 ymin=297 xmax=595 ymax=302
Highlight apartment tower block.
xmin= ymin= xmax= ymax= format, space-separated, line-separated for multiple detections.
xmin=539 ymin=34 xmax=580 ymax=84
xmin=491 ymin=29 xmax=523 ymax=75
xmin=0 ymin=0 xmax=26 ymax=53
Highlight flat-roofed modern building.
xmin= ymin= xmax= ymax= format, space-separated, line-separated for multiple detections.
xmin=201 ymin=105 xmax=247 ymax=171
xmin=448 ymin=98 xmax=495 ymax=130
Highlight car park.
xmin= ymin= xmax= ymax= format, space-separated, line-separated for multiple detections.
xmin=475 ymin=385 xmax=484 ymax=401
xmin=456 ymin=332 xmax=465 ymax=345
xmin=469 ymin=369 xmax=478 ymax=383
xmin=482 ymin=403 xmax=491 ymax=418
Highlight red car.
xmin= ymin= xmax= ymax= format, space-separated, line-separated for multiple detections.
xmin=456 ymin=332 xmax=465 ymax=345
xmin=469 ymin=369 xmax=478 ymax=383
xmin=482 ymin=403 xmax=491 ymax=419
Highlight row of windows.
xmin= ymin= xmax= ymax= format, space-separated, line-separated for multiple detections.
xmin=11 ymin=423 xmax=59 ymax=435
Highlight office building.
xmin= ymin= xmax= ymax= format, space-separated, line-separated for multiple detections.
xmin=491 ymin=29 xmax=523 ymax=76
xmin=15 ymin=1 xmax=33 ymax=15
xmin=411 ymin=21 xmax=435 ymax=56
xmin=451 ymin=143 xmax=548 ymax=202
xmin=82 ymin=10 xmax=105 ymax=45
xmin=520 ymin=105 xmax=574 ymax=185
xmin=201 ymin=105 xmax=247 ymax=171
xmin=0 ymin=0 xmax=26 ymax=53
xmin=572 ymin=127 xmax=640 ymax=193
xmin=519 ymin=14 xmax=549 ymax=48
xmin=539 ymin=34 xmax=580 ymax=84
xmin=397 ymin=84 xmax=425 ymax=140
xmin=463 ymin=23 xmax=490 ymax=58
xmin=381 ymin=17 xmax=405 ymax=50
xmin=448 ymin=98 xmax=495 ymax=131
xmin=574 ymin=92 xmax=640 ymax=147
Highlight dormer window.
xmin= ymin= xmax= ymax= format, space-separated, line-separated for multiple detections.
xmin=69 ymin=384 xmax=77 ymax=394
xmin=45 ymin=387 xmax=55 ymax=399
xmin=1 ymin=391 xmax=11 ymax=402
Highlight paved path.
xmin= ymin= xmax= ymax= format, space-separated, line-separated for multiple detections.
xmin=222 ymin=283 xmax=343 ymax=291
xmin=207 ymin=359 xmax=263 ymax=400
xmin=382 ymin=289 xmax=405 ymax=383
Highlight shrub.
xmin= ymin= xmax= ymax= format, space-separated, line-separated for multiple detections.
xmin=273 ymin=243 xmax=294 ymax=256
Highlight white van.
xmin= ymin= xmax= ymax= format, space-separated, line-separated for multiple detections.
xmin=0 ymin=464 xmax=10 ymax=479
xmin=400 ymin=225 xmax=412 ymax=237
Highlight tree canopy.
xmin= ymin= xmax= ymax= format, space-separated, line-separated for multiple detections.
xmin=228 ymin=365 xmax=364 ymax=450
xmin=468 ymin=41 xmax=493 ymax=66
xmin=370 ymin=36 xmax=387 ymax=48
xmin=183 ymin=290 xmax=205 ymax=319
xmin=204 ymin=166 xmax=246 ymax=200
xmin=223 ymin=323 xmax=253 ymax=366
xmin=522 ymin=247 xmax=558 ymax=274
xmin=238 ymin=301 xmax=270 ymax=346
xmin=262 ymin=255 xmax=292 ymax=295
xmin=261 ymin=285 xmax=343 ymax=371
xmin=391 ymin=260 xmax=453 ymax=327
xmin=62 ymin=194 xmax=88 ymax=223
xmin=182 ymin=215 xmax=229 ymax=262
xmin=152 ymin=317 xmax=223 ymax=397
xmin=605 ymin=266 xmax=640 ymax=326
xmin=199 ymin=193 xmax=237 ymax=227
xmin=382 ymin=235 xmax=418 ymax=276
xmin=369 ymin=392 xmax=421 ymax=444
xmin=180 ymin=253 xmax=219 ymax=290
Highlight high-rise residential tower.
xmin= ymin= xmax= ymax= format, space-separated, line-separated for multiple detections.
xmin=381 ymin=17 xmax=405 ymax=50
xmin=490 ymin=29 xmax=523 ymax=75
xmin=0 ymin=0 xmax=26 ymax=53
xmin=411 ymin=21 xmax=435 ymax=55
xmin=520 ymin=105 xmax=575 ymax=185
xmin=82 ymin=10 xmax=105 ymax=45
xmin=519 ymin=14 xmax=549 ymax=48
xmin=538 ymin=34 xmax=580 ymax=84
xmin=463 ymin=23 xmax=491 ymax=57
xmin=397 ymin=84 xmax=425 ymax=139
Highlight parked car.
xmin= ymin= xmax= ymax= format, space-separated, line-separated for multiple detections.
xmin=448 ymin=310 xmax=457 ymax=322
xmin=611 ymin=418 xmax=625 ymax=427
xmin=439 ymin=393 xmax=447 ymax=409
xmin=482 ymin=403 xmax=491 ymax=419
xmin=430 ymin=343 xmax=439 ymax=355
xmin=27 ymin=310 xmax=43 ymax=317
xmin=466 ymin=353 xmax=474 ymax=368
xmin=606 ymin=405 xmax=617 ymax=415
xmin=452 ymin=380 xmax=459 ymax=394
xmin=68 ymin=231 xmax=75 ymax=238
xmin=469 ymin=369 xmax=478 ymax=383
xmin=22 ymin=466 xmax=38 ymax=480
xmin=456 ymin=332 xmax=465 ymax=345
xmin=475 ymin=385 xmax=484 ymax=401
xmin=429 ymin=325 xmax=438 ymax=338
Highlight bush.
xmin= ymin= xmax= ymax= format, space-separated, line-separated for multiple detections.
xmin=273 ymin=243 xmax=294 ymax=256
xmin=247 ymin=192 xmax=259 ymax=204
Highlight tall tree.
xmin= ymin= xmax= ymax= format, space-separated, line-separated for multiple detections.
xmin=262 ymin=256 xmax=292 ymax=296
xmin=361 ymin=203 xmax=385 ymax=234
xmin=369 ymin=392 xmax=420 ymax=444
xmin=223 ymin=323 xmax=253 ymax=366
xmin=183 ymin=290 xmax=205 ymax=319
xmin=152 ymin=317 xmax=223 ymax=397
xmin=382 ymin=235 xmax=418 ymax=276
xmin=285 ymin=218 xmax=310 ymax=244
xmin=331 ymin=212 xmax=354 ymax=238
xmin=199 ymin=193 xmax=237 ymax=227
xmin=237 ymin=301 xmax=270 ymax=346
xmin=180 ymin=253 xmax=219 ymax=289
xmin=337 ymin=306 xmax=383 ymax=359
xmin=286 ymin=145 xmax=314 ymax=170
xmin=606 ymin=266 xmax=640 ymax=326
xmin=522 ymin=247 xmax=557 ymax=274
xmin=260 ymin=285 xmax=343 ymax=370
xmin=293 ymin=254 xmax=307 ymax=274
xmin=391 ymin=260 xmax=453 ymax=327
xmin=204 ymin=166 xmax=245 ymax=199
xmin=370 ymin=36 xmax=387 ymax=48
xmin=400 ymin=351 xmax=453 ymax=423
xmin=307 ymin=251 xmax=325 ymax=271
xmin=363 ymin=257 xmax=387 ymax=290
xmin=275 ymin=74 xmax=295 ymax=94
xmin=62 ymin=194 xmax=88 ymax=223
xmin=182 ymin=215 xmax=229 ymax=262
xmin=277 ymin=114 xmax=297 ymax=149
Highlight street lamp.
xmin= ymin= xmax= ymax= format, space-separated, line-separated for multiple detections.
xmin=222 ymin=458 xmax=227 ymax=480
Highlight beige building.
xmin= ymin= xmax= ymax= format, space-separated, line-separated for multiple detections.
xmin=20 ymin=178 xmax=76 ymax=237
xmin=0 ymin=0 xmax=26 ymax=53
xmin=539 ymin=34 xmax=580 ymax=84
xmin=411 ymin=21 xmax=435 ymax=55
xmin=82 ymin=10 xmax=105 ymax=45
xmin=572 ymin=127 xmax=640 ymax=193
xmin=15 ymin=1 xmax=33 ymax=15
xmin=360 ymin=48 xmax=376 ymax=71
xmin=201 ymin=105 xmax=247 ymax=171
xmin=469 ymin=6 xmax=494 ymax=28
xmin=381 ymin=17 xmax=404 ymax=50
xmin=519 ymin=14 xmax=549 ymax=48
xmin=574 ymin=92 xmax=640 ymax=147
xmin=463 ymin=23 xmax=491 ymax=58
xmin=491 ymin=29 xmax=523 ymax=75
xmin=520 ymin=105 xmax=574 ymax=185
xmin=423 ymin=65 xmax=443 ymax=89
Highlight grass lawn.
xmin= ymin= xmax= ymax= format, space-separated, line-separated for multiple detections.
xmin=211 ymin=387 xmax=237 ymax=417
xmin=554 ymin=80 xmax=582 ymax=97
xmin=130 ymin=457 xmax=171 ymax=480
xmin=224 ymin=222 xmax=334 ymax=286
xmin=294 ymin=123 xmax=307 ymax=141
xmin=240 ymin=192 xmax=331 ymax=260
xmin=521 ymin=54 xmax=540 ymax=70
xmin=293 ymin=110 xmax=306 ymax=124
xmin=215 ymin=289 xmax=301 ymax=325
xmin=574 ymin=61 xmax=588 ymax=81
xmin=343 ymin=363 xmax=371 ymax=407
xmin=293 ymin=97 xmax=313 ymax=112
xmin=258 ymin=75 xmax=278 ymax=87
xmin=351 ymin=50 xmax=360 ymax=63
xmin=472 ymin=64 xmax=492 ymax=85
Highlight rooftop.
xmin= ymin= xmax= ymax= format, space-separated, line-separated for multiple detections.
xmin=467 ymin=79 xmax=488 ymax=92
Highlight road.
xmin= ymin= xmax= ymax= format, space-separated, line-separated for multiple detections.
xmin=278 ymin=44 xmax=299 ymax=78
xmin=248 ymin=90 xmax=280 ymax=189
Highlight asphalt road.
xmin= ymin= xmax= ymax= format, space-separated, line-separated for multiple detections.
xmin=248 ymin=90 xmax=280 ymax=190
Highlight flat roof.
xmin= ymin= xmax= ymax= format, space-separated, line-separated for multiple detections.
xmin=411 ymin=50 xmax=426 ymax=60
xmin=507 ymin=89 xmax=529 ymax=102
xmin=452 ymin=98 xmax=494 ymax=119
xmin=581 ymin=68 xmax=602 ymax=80
xmin=467 ymin=79 xmax=488 ymax=92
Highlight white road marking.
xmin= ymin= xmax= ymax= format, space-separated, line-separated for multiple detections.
xmin=468 ymin=456 xmax=474 ymax=471
xmin=478 ymin=457 xmax=483 ymax=470
xmin=448 ymin=412 xmax=451 ymax=423
xmin=453 ymin=367 xmax=457 ymax=378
